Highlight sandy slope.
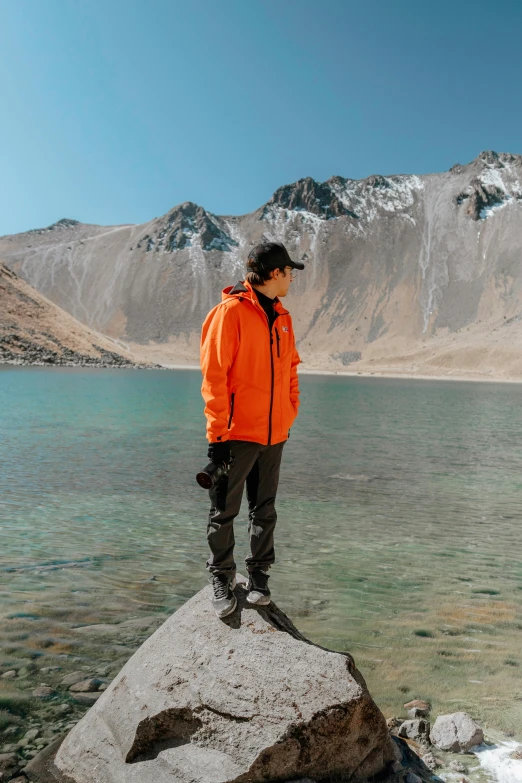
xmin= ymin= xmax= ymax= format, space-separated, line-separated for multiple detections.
xmin=127 ymin=315 xmax=522 ymax=383
xmin=0 ymin=262 xmax=135 ymax=365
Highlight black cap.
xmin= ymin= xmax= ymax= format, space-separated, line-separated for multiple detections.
xmin=247 ymin=242 xmax=305 ymax=273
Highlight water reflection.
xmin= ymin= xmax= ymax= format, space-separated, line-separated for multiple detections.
xmin=0 ymin=367 xmax=521 ymax=734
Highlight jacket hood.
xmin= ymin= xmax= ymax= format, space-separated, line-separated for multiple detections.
xmin=222 ymin=280 xmax=289 ymax=314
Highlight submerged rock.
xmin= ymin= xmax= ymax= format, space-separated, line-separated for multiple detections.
xmin=53 ymin=575 xmax=395 ymax=783
xmin=430 ymin=711 xmax=483 ymax=752
xmin=449 ymin=759 xmax=469 ymax=773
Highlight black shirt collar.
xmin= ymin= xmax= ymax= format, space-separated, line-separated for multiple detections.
xmin=253 ymin=287 xmax=278 ymax=308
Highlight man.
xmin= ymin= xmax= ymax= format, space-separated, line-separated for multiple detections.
xmin=200 ymin=241 xmax=304 ymax=618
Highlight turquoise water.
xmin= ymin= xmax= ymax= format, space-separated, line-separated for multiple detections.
xmin=1 ymin=366 xmax=522 ymax=734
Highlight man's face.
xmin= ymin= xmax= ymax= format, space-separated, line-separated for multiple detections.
xmin=271 ymin=266 xmax=295 ymax=297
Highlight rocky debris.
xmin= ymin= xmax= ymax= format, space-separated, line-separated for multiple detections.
xmin=509 ymin=745 xmax=522 ymax=760
xmin=31 ymin=686 xmax=56 ymax=700
xmin=398 ymin=719 xmax=430 ymax=746
xmin=0 ymin=751 xmax=20 ymax=780
xmin=430 ymin=712 xmax=484 ymax=752
xmin=387 ymin=737 xmax=435 ymax=782
xmin=68 ymin=678 xmax=106 ymax=693
xmin=1 ymin=671 xmax=17 ymax=679
xmin=0 ymin=263 xmax=149 ymax=369
xmin=0 ymin=330 xmax=135 ymax=368
xmin=331 ymin=350 xmax=362 ymax=366
xmin=387 ymin=716 xmax=403 ymax=729
xmin=55 ymin=704 xmax=73 ymax=715
xmin=419 ymin=751 xmax=440 ymax=771
xmin=455 ymin=177 xmax=507 ymax=220
xmin=140 ymin=202 xmax=238 ymax=253
xmin=449 ymin=758 xmax=469 ymax=773
xmin=26 ymin=218 xmax=80 ymax=234
xmin=266 ymin=176 xmax=359 ymax=220
xmin=59 ymin=672 xmax=87 ymax=688
xmin=478 ymin=149 xmax=519 ymax=167
xmin=403 ymin=700 xmax=431 ymax=719
xmin=22 ymin=733 xmax=67 ymax=782
xmin=2 ymin=728 xmax=22 ymax=740
xmin=53 ymin=575 xmax=395 ymax=783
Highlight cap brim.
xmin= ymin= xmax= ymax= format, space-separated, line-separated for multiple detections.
xmin=289 ymin=260 xmax=305 ymax=270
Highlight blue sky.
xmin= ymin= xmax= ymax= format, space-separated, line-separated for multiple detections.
xmin=1 ymin=0 xmax=522 ymax=234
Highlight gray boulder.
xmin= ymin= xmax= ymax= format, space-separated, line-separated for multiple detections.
xmin=430 ymin=712 xmax=484 ymax=752
xmin=54 ymin=575 xmax=394 ymax=783
xmin=398 ymin=719 xmax=430 ymax=745
xmin=60 ymin=671 xmax=89 ymax=687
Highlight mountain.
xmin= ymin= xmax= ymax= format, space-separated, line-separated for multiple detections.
xmin=2 ymin=150 xmax=522 ymax=379
xmin=0 ymin=263 xmax=136 ymax=367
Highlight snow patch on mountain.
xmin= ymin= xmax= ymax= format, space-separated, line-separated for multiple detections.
xmin=328 ymin=174 xmax=423 ymax=226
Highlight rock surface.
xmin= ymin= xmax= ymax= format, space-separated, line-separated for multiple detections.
xmin=53 ymin=575 xmax=395 ymax=783
xmin=398 ymin=719 xmax=430 ymax=746
xmin=429 ymin=712 xmax=484 ymax=752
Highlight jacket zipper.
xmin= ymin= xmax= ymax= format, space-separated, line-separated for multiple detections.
xmin=253 ymin=299 xmax=279 ymax=446
xmin=268 ymin=325 xmax=275 ymax=445
xmin=275 ymin=327 xmax=280 ymax=358
xmin=227 ymin=392 xmax=235 ymax=429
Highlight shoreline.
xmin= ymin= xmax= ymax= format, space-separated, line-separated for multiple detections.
xmin=5 ymin=358 xmax=522 ymax=385
xmin=140 ymin=361 xmax=522 ymax=385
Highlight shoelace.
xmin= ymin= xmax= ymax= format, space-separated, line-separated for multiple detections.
xmin=212 ymin=575 xmax=231 ymax=600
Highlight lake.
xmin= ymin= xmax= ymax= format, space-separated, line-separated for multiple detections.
xmin=1 ymin=366 xmax=522 ymax=744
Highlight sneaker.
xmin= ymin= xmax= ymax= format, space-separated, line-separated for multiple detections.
xmin=211 ymin=573 xmax=237 ymax=618
xmin=246 ymin=569 xmax=271 ymax=605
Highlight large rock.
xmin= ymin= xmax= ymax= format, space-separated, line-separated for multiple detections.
xmin=430 ymin=712 xmax=484 ymax=752
xmin=398 ymin=719 xmax=430 ymax=746
xmin=53 ymin=576 xmax=395 ymax=783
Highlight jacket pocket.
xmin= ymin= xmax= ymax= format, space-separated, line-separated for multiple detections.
xmin=227 ymin=392 xmax=235 ymax=429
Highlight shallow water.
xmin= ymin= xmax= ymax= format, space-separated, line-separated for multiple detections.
xmin=1 ymin=366 xmax=522 ymax=743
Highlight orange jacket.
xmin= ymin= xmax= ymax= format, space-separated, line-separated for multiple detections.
xmin=200 ymin=280 xmax=300 ymax=445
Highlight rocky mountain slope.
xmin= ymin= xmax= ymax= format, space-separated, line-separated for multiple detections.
xmin=2 ymin=150 xmax=522 ymax=378
xmin=0 ymin=263 xmax=135 ymax=367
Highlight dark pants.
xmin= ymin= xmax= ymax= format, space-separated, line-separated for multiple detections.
xmin=206 ymin=440 xmax=285 ymax=576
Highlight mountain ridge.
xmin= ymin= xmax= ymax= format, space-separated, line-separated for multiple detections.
xmin=6 ymin=149 xmax=520 ymax=237
xmin=2 ymin=149 xmax=522 ymax=379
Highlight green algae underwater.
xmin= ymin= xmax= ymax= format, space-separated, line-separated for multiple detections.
xmin=1 ymin=366 xmax=521 ymax=744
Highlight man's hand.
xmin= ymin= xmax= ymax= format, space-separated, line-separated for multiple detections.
xmin=208 ymin=441 xmax=231 ymax=467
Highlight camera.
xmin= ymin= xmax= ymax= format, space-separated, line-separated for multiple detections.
xmin=196 ymin=457 xmax=235 ymax=490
